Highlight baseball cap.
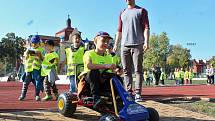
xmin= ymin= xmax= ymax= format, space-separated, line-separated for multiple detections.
xmin=45 ymin=40 xmax=55 ymax=46
xmin=31 ymin=35 xmax=40 ymax=44
xmin=95 ymin=31 xmax=113 ymax=39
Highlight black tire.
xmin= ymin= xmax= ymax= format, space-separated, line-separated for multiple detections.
xmin=57 ymin=92 xmax=77 ymax=117
xmin=147 ymin=107 xmax=159 ymax=121
xmin=99 ymin=114 xmax=119 ymax=121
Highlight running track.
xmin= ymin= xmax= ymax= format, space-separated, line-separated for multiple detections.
xmin=1 ymin=82 xmax=215 ymax=113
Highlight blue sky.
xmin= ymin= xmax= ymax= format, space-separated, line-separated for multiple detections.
xmin=0 ymin=0 xmax=214 ymax=60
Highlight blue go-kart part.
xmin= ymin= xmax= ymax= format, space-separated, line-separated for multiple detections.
xmin=57 ymin=67 xmax=159 ymax=121
xmin=108 ymin=76 xmax=159 ymax=121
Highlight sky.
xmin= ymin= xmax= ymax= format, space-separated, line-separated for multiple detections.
xmin=0 ymin=0 xmax=214 ymax=60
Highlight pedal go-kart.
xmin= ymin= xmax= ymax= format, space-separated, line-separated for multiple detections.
xmin=57 ymin=65 xmax=159 ymax=121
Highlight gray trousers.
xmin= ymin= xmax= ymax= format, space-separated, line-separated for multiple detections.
xmin=121 ymin=44 xmax=143 ymax=94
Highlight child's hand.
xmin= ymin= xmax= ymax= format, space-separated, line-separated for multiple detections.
xmin=104 ymin=64 xmax=116 ymax=70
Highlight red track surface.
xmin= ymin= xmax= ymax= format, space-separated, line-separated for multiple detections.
xmin=1 ymin=82 xmax=215 ymax=113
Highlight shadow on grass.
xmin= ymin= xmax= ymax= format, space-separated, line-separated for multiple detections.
xmin=160 ymin=116 xmax=215 ymax=121
xmin=143 ymin=94 xmax=207 ymax=101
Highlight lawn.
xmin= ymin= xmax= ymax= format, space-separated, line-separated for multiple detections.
xmin=169 ymin=100 xmax=215 ymax=118
xmin=142 ymin=79 xmax=207 ymax=87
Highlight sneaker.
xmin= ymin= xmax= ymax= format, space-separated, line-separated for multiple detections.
xmin=135 ymin=94 xmax=143 ymax=102
xmin=35 ymin=96 xmax=41 ymax=101
xmin=18 ymin=95 xmax=25 ymax=101
xmin=42 ymin=95 xmax=53 ymax=101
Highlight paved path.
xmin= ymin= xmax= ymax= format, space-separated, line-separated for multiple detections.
xmin=0 ymin=101 xmax=215 ymax=121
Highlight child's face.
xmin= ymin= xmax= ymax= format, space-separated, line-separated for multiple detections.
xmin=95 ymin=36 xmax=110 ymax=51
xmin=72 ymin=35 xmax=81 ymax=47
xmin=45 ymin=44 xmax=53 ymax=52
xmin=31 ymin=43 xmax=40 ymax=48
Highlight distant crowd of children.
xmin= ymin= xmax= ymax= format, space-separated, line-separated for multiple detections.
xmin=143 ymin=67 xmax=195 ymax=86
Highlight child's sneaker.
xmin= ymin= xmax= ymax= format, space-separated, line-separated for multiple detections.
xmin=135 ymin=94 xmax=143 ymax=102
xmin=18 ymin=95 xmax=25 ymax=101
xmin=42 ymin=95 xmax=53 ymax=101
xmin=35 ymin=96 xmax=41 ymax=101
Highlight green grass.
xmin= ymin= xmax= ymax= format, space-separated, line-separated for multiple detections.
xmin=142 ymin=79 xmax=207 ymax=87
xmin=171 ymin=101 xmax=215 ymax=118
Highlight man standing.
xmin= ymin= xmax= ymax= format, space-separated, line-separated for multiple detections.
xmin=113 ymin=0 xmax=150 ymax=102
xmin=209 ymin=64 xmax=214 ymax=85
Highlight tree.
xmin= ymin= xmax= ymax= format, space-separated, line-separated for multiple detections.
xmin=143 ymin=32 xmax=170 ymax=69
xmin=167 ymin=44 xmax=191 ymax=69
xmin=209 ymin=56 xmax=215 ymax=66
xmin=0 ymin=33 xmax=26 ymax=74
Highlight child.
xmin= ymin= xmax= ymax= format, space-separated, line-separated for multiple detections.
xmin=189 ymin=68 xmax=194 ymax=84
xmin=174 ymin=68 xmax=180 ymax=85
xmin=79 ymin=31 xmax=122 ymax=108
xmin=18 ymin=35 xmax=45 ymax=101
xmin=41 ymin=40 xmax=59 ymax=101
xmin=144 ymin=70 xmax=150 ymax=86
xmin=184 ymin=68 xmax=189 ymax=85
xmin=159 ymin=68 xmax=166 ymax=86
xmin=63 ymin=28 xmax=85 ymax=94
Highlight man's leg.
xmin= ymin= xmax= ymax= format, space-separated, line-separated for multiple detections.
xmin=132 ymin=45 xmax=143 ymax=101
xmin=132 ymin=45 xmax=143 ymax=94
xmin=18 ymin=72 xmax=32 ymax=101
xmin=121 ymin=46 xmax=133 ymax=92
xmin=211 ymin=75 xmax=214 ymax=84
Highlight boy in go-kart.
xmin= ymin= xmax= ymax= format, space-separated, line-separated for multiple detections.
xmin=79 ymin=31 xmax=122 ymax=108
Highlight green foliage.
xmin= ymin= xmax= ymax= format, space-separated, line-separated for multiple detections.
xmin=0 ymin=61 xmax=6 ymax=76
xmin=167 ymin=44 xmax=191 ymax=69
xmin=209 ymin=56 xmax=215 ymax=66
xmin=0 ymin=33 xmax=26 ymax=74
xmin=143 ymin=32 xmax=169 ymax=69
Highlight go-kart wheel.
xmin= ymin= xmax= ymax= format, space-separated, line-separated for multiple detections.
xmin=57 ymin=92 xmax=78 ymax=117
xmin=147 ymin=107 xmax=159 ymax=121
xmin=99 ymin=114 xmax=119 ymax=121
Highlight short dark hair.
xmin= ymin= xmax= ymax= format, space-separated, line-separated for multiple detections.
xmin=45 ymin=40 xmax=55 ymax=46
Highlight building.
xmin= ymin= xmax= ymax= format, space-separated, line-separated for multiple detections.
xmin=191 ymin=59 xmax=208 ymax=78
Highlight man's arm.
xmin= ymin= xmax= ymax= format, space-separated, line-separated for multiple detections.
xmin=113 ymin=11 xmax=123 ymax=52
xmin=143 ymin=29 xmax=150 ymax=51
xmin=113 ymin=32 xmax=122 ymax=52
xmin=142 ymin=8 xmax=150 ymax=51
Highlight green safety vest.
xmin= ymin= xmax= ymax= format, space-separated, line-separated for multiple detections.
xmin=25 ymin=47 xmax=44 ymax=72
xmin=41 ymin=52 xmax=59 ymax=76
xmin=184 ymin=71 xmax=189 ymax=79
xmin=180 ymin=71 xmax=184 ymax=78
xmin=189 ymin=72 xmax=194 ymax=79
xmin=160 ymin=72 xmax=166 ymax=80
xmin=65 ymin=47 xmax=84 ymax=76
xmin=82 ymin=50 xmax=113 ymax=75
xmin=110 ymin=54 xmax=120 ymax=65
xmin=175 ymin=72 xmax=180 ymax=79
